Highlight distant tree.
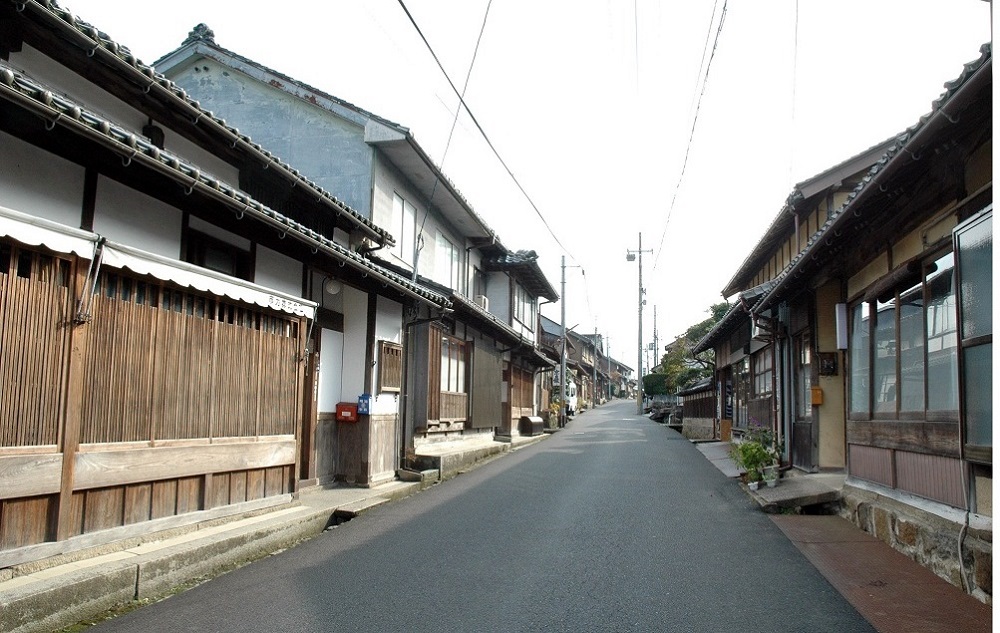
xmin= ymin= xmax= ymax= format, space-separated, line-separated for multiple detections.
xmin=643 ymin=372 xmax=669 ymax=396
xmin=656 ymin=301 xmax=729 ymax=393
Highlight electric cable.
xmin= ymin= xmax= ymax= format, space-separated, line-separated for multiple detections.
xmin=415 ymin=0 xmax=494 ymax=272
xmin=396 ymin=0 xmax=575 ymax=261
xmin=653 ymin=0 xmax=728 ymax=270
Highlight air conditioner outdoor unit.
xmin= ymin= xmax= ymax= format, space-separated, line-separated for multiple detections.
xmin=475 ymin=294 xmax=489 ymax=311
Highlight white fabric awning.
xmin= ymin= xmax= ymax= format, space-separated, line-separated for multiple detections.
xmin=0 ymin=205 xmax=99 ymax=259
xmin=101 ymin=241 xmax=317 ymax=319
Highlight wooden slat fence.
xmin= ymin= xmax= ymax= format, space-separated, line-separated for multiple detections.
xmin=79 ymin=273 xmax=299 ymax=443
xmin=0 ymin=242 xmax=306 ymax=554
xmin=0 ymin=244 xmax=72 ymax=447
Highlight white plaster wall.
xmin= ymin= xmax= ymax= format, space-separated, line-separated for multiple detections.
xmin=0 ymin=131 xmax=85 ymax=227
xmin=372 ymin=296 xmax=403 ymax=415
xmin=486 ymin=271 xmax=510 ymax=322
xmin=93 ymin=177 xmax=182 ymax=258
xmin=318 ymin=328 xmax=344 ymax=413
xmin=12 ymin=46 xmax=240 ymax=187
xmin=255 ymin=245 xmax=303 ymax=297
xmin=340 ymin=285 xmax=369 ymax=404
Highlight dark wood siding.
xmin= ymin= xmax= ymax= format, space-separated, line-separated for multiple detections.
xmin=470 ymin=340 xmax=502 ymax=430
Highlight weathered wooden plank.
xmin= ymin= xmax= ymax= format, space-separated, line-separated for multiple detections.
xmin=83 ymin=487 xmax=124 ymax=533
xmin=175 ymin=476 xmax=202 ymax=514
xmin=246 ymin=470 xmax=265 ymax=501
xmin=846 ymin=420 xmax=960 ymax=456
xmin=73 ymin=440 xmax=296 ymax=490
xmin=229 ymin=471 xmax=247 ymax=505
xmin=151 ymin=480 xmax=177 ymax=520
xmin=0 ymin=496 xmax=52 ymax=549
xmin=123 ymin=483 xmax=152 ymax=525
xmin=0 ymin=453 xmax=63 ymax=499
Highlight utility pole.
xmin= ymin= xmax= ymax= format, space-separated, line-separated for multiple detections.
xmin=653 ymin=305 xmax=659 ymax=368
xmin=560 ymin=256 xmax=567 ymax=427
xmin=607 ymin=336 xmax=612 ymax=401
xmin=626 ymin=233 xmax=653 ymax=416
xmin=593 ymin=325 xmax=598 ymax=407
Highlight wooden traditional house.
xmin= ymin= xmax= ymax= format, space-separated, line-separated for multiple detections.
xmin=752 ymin=44 xmax=991 ymax=601
xmin=678 ymin=378 xmax=715 ymax=440
xmin=154 ymin=25 xmax=557 ymax=461
xmin=0 ymin=0 xmax=448 ymax=561
xmin=697 ymin=43 xmax=992 ymax=600
xmin=694 ymin=137 xmax=895 ymax=470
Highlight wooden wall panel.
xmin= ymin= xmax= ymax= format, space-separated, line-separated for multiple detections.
xmin=73 ymin=441 xmax=296 ymax=490
xmin=246 ymin=470 xmax=265 ymax=501
xmin=83 ymin=487 xmax=124 ymax=533
xmin=0 ymin=454 xmax=63 ymax=499
xmin=229 ymin=471 xmax=247 ymax=505
xmin=0 ymin=496 xmax=53 ymax=549
xmin=209 ymin=473 xmax=231 ymax=509
xmin=264 ymin=467 xmax=284 ymax=498
xmin=123 ymin=483 xmax=152 ymax=525
xmin=66 ymin=491 xmax=85 ymax=538
xmin=848 ymin=444 xmax=893 ymax=486
xmin=470 ymin=342 xmax=502 ymax=430
xmin=151 ymin=480 xmax=177 ymax=520
xmin=175 ymin=476 xmax=202 ymax=514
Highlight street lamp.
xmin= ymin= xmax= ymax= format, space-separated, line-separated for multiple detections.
xmin=626 ymin=232 xmax=653 ymax=416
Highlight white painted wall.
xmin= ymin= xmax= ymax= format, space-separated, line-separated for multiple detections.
xmin=340 ymin=285 xmax=369 ymax=403
xmin=0 ymin=131 xmax=85 ymax=227
xmin=373 ymin=295 xmax=403 ymax=415
xmin=255 ymin=245 xmax=303 ymax=297
xmin=318 ymin=328 xmax=344 ymax=413
xmin=12 ymin=46 xmax=238 ymax=187
xmin=93 ymin=177 xmax=182 ymax=258
xmin=486 ymin=271 xmax=510 ymax=323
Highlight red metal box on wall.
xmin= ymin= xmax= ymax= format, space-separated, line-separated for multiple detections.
xmin=336 ymin=402 xmax=358 ymax=422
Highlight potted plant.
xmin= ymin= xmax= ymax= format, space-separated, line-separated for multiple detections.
xmin=762 ymin=464 xmax=779 ymax=488
xmin=731 ymin=438 xmax=770 ymax=491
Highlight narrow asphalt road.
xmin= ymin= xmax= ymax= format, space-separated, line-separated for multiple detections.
xmin=93 ymin=401 xmax=874 ymax=632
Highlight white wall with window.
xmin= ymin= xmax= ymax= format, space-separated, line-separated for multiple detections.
xmin=434 ymin=231 xmax=459 ymax=290
xmin=391 ymin=192 xmax=417 ymax=267
xmin=513 ymin=282 xmax=536 ymax=331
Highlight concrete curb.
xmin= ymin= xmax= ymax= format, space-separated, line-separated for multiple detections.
xmin=0 ymin=435 xmax=549 ymax=633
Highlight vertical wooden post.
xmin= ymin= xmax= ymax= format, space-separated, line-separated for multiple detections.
xmin=296 ymin=315 xmax=314 ymax=489
xmin=55 ymin=263 xmax=90 ymax=541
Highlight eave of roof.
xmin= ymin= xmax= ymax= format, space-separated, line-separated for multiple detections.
xmin=692 ymin=281 xmax=775 ymax=354
xmin=754 ymin=42 xmax=992 ymax=314
xmin=721 ymin=136 xmax=896 ymax=299
xmin=14 ymin=1 xmax=391 ymax=246
xmin=155 ymin=23 xmax=501 ymax=247
xmin=0 ymin=59 xmax=448 ymax=308
xmin=481 ymin=249 xmax=559 ymax=301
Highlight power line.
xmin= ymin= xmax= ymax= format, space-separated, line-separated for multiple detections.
xmin=395 ymin=0 xmax=575 ymax=260
xmin=418 ymin=0 xmax=493 ymax=256
xmin=653 ymin=0 xmax=728 ymax=270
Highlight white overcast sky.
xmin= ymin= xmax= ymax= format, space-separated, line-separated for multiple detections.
xmin=61 ymin=0 xmax=991 ymax=372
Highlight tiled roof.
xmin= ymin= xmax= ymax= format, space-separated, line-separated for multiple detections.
xmin=0 ymin=58 xmax=449 ymax=308
xmin=721 ymin=136 xmax=896 ymax=299
xmin=692 ymin=281 xmax=774 ymax=354
xmin=161 ymin=22 xmax=501 ymax=245
xmin=13 ymin=0 xmax=391 ymax=246
xmin=482 ymin=249 xmax=559 ymax=301
xmin=754 ymin=42 xmax=991 ymax=314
